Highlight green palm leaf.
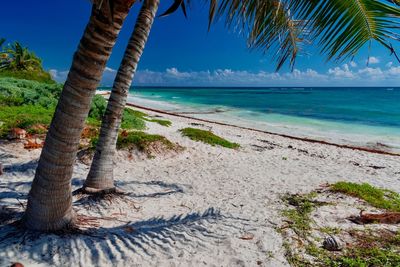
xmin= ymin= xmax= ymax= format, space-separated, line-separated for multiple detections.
xmin=290 ymin=0 xmax=400 ymax=61
xmin=207 ymin=0 xmax=400 ymax=68
xmin=209 ymin=0 xmax=305 ymax=70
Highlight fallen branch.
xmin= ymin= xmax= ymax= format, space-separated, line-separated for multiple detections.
xmin=349 ymin=210 xmax=400 ymax=224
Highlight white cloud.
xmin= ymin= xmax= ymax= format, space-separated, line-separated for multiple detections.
xmin=49 ymin=69 xmax=69 ymax=83
xmin=48 ymin=64 xmax=400 ymax=87
xmin=386 ymin=62 xmax=393 ymax=68
xmin=349 ymin=61 xmax=357 ymax=68
xmin=387 ymin=66 xmax=400 ymax=76
xmin=105 ymin=67 xmax=117 ymax=73
xmin=327 ymin=65 xmax=354 ymax=79
xmin=368 ymin=56 xmax=380 ymax=65
xmin=165 ymin=67 xmax=192 ymax=78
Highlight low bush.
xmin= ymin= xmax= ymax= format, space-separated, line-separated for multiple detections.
xmin=180 ymin=127 xmax=240 ymax=149
xmin=117 ymin=131 xmax=175 ymax=152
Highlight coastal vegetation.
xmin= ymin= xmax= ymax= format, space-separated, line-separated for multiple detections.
xmin=180 ymin=127 xmax=240 ymax=149
xmin=116 ymin=130 xmax=178 ymax=154
xmin=0 ymin=39 xmax=54 ymax=83
xmin=331 ymin=182 xmax=400 ymax=212
xmin=0 ymin=78 xmax=150 ymax=142
xmin=123 ymin=108 xmax=171 ymax=128
xmin=281 ymin=183 xmax=400 ymax=267
xmin=0 ymin=78 xmax=60 ymax=137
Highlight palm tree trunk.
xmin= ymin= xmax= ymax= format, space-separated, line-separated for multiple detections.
xmin=23 ymin=1 xmax=135 ymax=231
xmin=84 ymin=0 xmax=159 ymax=192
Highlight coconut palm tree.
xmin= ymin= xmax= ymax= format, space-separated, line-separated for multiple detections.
xmin=23 ymin=0 xmax=136 ymax=231
xmin=83 ymin=0 xmax=160 ymax=192
xmin=82 ymin=0 xmax=304 ymax=192
xmin=0 ymin=41 xmax=42 ymax=71
xmin=83 ymin=0 xmax=400 ymax=193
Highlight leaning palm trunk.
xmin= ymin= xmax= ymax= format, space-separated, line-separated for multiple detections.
xmin=84 ymin=0 xmax=159 ymax=192
xmin=23 ymin=1 xmax=134 ymax=231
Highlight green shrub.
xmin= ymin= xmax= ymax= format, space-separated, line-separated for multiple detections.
xmin=117 ymin=131 xmax=175 ymax=152
xmin=0 ymin=69 xmax=55 ymax=84
xmin=0 ymin=78 xmax=150 ymax=140
xmin=88 ymin=94 xmax=107 ymax=121
xmin=0 ymin=77 xmax=61 ymax=107
xmin=121 ymin=108 xmax=146 ymax=130
xmin=180 ymin=127 xmax=240 ymax=149
xmin=0 ymin=105 xmax=54 ymax=137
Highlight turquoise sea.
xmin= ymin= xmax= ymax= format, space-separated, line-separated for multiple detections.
xmin=110 ymin=86 xmax=400 ymax=152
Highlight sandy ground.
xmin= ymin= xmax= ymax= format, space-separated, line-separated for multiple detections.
xmin=0 ymin=107 xmax=399 ymax=267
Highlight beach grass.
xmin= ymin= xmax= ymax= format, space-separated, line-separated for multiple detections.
xmin=331 ymin=182 xmax=400 ymax=212
xmin=180 ymin=127 xmax=239 ymax=149
xmin=116 ymin=131 xmax=176 ymax=152
xmin=147 ymin=118 xmax=172 ymax=127
xmin=282 ymin=192 xmax=324 ymax=237
xmin=123 ymin=108 xmax=171 ymax=127
xmin=121 ymin=109 xmax=147 ymax=130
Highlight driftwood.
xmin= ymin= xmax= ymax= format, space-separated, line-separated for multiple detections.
xmin=349 ymin=210 xmax=400 ymax=224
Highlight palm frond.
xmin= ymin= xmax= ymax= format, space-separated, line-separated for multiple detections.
xmin=207 ymin=0 xmax=400 ymax=68
xmin=290 ymin=0 xmax=400 ymax=61
xmin=210 ymin=0 xmax=306 ymax=70
xmin=159 ymin=0 xmax=188 ymax=18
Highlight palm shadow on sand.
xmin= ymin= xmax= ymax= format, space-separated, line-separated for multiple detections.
xmin=0 ymin=207 xmax=248 ymax=266
xmin=0 ymin=166 xmax=249 ymax=266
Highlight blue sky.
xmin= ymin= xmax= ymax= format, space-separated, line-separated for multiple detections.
xmin=2 ymin=1 xmax=400 ymax=86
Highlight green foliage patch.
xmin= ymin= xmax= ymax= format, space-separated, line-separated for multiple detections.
xmin=0 ymin=78 xmax=61 ymax=107
xmin=0 ymin=40 xmax=55 ymax=83
xmin=123 ymin=108 xmax=171 ymax=127
xmin=147 ymin=118 xmax=172 ymax=127
xmin=121 ymin=108 xmax=147 ymax=130
xmin=331 ymin=182 xmax=400 ymax=212
xmin=282 ymin=192 xmax=323 ymax=237
xmin=116 ymin=131 xmax=176 ymax=152
xmin=180 ymin=127 xmax=240 ymax=149
xmin=0 ymin=69 xmax=54 ymax=84
xmin=88 ymin=95 xmax=107 ymax=121
xmin=0 ymin=79 xmax=148 ymax=139
xmin=0 ymin=105 xmax=53 ymax=137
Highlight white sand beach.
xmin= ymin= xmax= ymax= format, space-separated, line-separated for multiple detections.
xmin=1 ymin=105 xmax=399 ymax=267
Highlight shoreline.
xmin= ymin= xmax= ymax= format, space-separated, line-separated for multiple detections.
xmin=126 ymin=102 xmax=400 ymax=157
